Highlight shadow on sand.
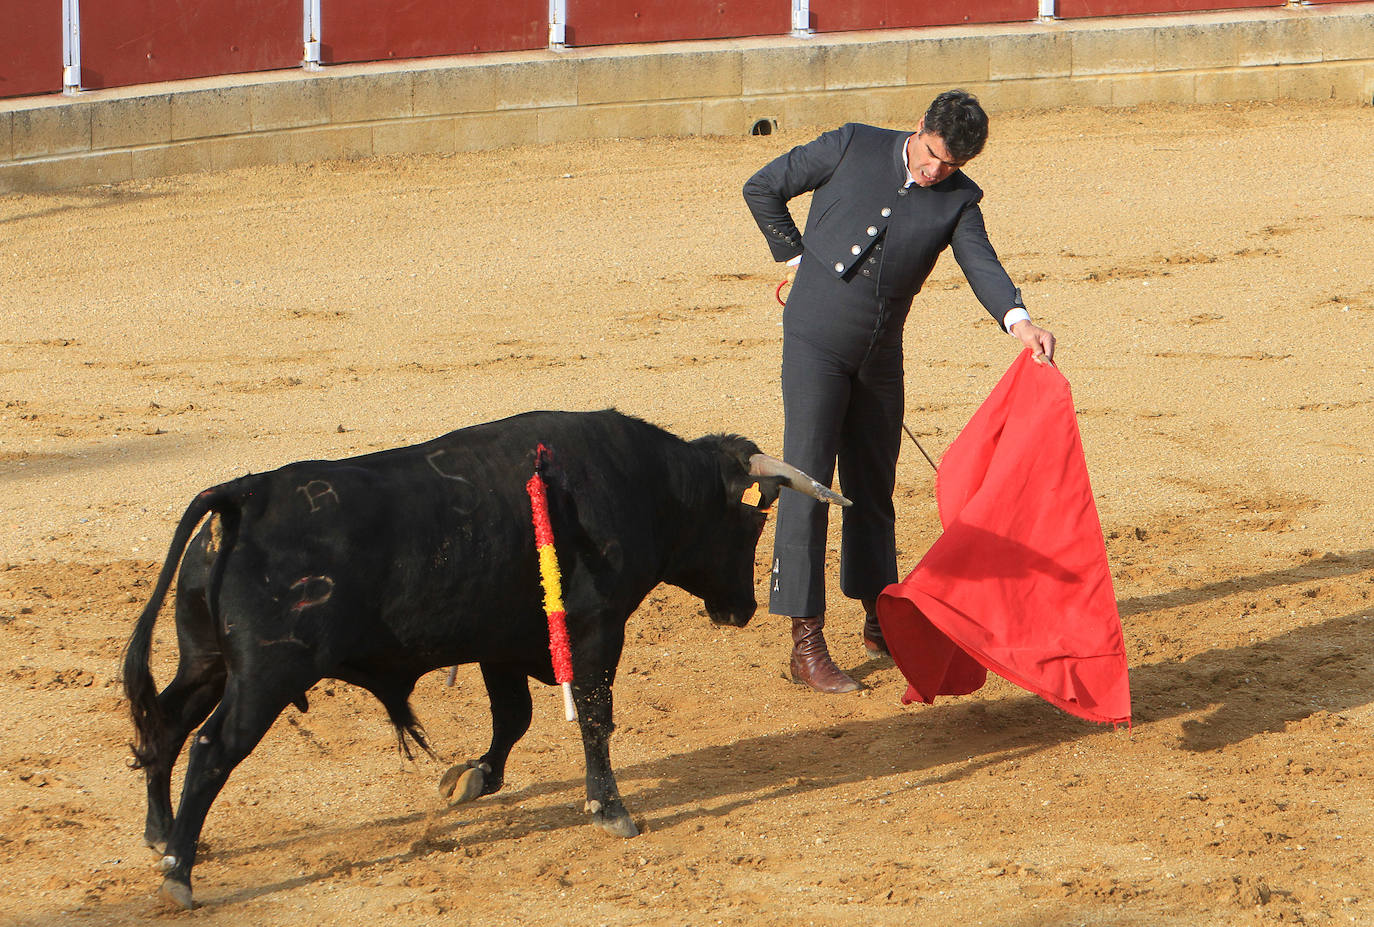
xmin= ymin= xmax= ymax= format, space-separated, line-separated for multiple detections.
xmin=109 ymin=549 xmax=1374 ymax=910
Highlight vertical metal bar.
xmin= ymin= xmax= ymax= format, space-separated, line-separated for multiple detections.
xmin=1038 ymin=0 xmax=1056 ymax=20
xmin=62 ymin=0 xmax=81 ymax=93
xmin=303 ymin=0 xmax=323 ymax=70
xmin=549 ymin=0 xmax=567 ymax=48
xmin=791 ymin=0 xmax=812 ymax=37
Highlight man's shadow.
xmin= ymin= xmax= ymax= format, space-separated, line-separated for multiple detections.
xmin=410 ymin=549 xmax=1374 ymax=835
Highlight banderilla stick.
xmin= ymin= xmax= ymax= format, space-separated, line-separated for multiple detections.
xmin=902 ymin=422 xmax=938 ymax=472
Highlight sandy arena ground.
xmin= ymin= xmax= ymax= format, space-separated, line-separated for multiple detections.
xmin=1 ymin=99 xmax=1372 ymax=926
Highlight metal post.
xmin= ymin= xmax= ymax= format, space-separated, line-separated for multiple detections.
xmin=549 ymin=0 xmax=567 ymax=48
xmin=303 ymin=0 xmax=322 ymax=70
xmin=791 ymin=0 xmax=812 ymax=37
xmin=1038 ymin=0 xmax=1056 ymax=20
xmin=62 ymin=0 xmax=81 ymax=93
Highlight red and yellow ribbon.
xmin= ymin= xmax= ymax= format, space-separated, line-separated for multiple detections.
xmin=527 ymin=444 xmax=576 ymax=721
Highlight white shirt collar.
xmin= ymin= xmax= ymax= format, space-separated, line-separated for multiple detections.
xmin=901 ymin=134 xmax=917 ymax=187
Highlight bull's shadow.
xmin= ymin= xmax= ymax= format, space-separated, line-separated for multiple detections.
xmin=192 ymin=549 xmax=1374 ymax=906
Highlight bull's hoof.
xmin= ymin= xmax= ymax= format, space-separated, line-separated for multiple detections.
xmin=586 ymin=801 xmax=639 ymax=838
xmin=159 ymin=876 xmax=194 ymax=910
xmin=144 ymin=835 xmax=168 ymax=855
xmin=438 ymin=760 xmax=490 ymax=805
xmin=594 ymin=811 xmax=639 ymax=838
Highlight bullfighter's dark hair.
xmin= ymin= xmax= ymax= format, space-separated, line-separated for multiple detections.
xmin=922 ymin=89 xmax=989 ymax=164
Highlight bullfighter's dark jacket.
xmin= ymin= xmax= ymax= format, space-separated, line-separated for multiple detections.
xmin=743 ymin=122 xmax=1023 ymax=328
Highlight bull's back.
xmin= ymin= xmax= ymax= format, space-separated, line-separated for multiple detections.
xmin=216 ymin=411 xmax=676 ymax=664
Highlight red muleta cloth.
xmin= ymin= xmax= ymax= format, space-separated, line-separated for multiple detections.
xmin=877 ymin=349 xmax=1131 ymax=725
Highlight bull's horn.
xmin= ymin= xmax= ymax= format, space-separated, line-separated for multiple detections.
xmin=748 ymin=454 xmax=852 ymax=507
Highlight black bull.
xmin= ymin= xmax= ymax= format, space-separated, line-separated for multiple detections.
xmin=122 ymin=409 xmax=847 ymax=908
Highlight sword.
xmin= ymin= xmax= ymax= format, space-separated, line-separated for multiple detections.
xmin=902 ymin=422 xmax=938 ymax=472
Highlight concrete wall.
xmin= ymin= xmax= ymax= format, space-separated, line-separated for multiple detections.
xmin=2 ymin=2 xmax=1371 ymax=194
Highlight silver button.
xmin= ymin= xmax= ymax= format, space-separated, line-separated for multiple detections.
xmin=881 ymin=207 xmax=892 ymax=217
xmin=867 ymin=226 xmax=878 ymax=236
xmin=851 ymin=244 xmax=861 ymax=255
xmin=834 ymin=262 xmax=844 ymax=273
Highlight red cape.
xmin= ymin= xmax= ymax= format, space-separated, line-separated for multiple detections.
xmin=876 ymin=350 xmax=1131 ymax=725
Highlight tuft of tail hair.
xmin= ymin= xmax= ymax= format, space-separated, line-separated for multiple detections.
xmin=386 ymin=700 xmax=436 ymax=762
xmin=121 ymin=484 xmax=239 ymax=770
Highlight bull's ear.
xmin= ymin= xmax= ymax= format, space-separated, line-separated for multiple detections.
xmin=739 ymin=476 xmax=785 ymax=512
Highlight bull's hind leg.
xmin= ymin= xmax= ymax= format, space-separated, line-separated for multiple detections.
xmin=158 ymin=672 xmax=308 ymax=909
xmin=440 ymin=663 xmax=531 ymax=804
xmin=142 ymin=655 xmax=226 ymax=854
xmin=142 ymin=588 xmax=227 ymax=854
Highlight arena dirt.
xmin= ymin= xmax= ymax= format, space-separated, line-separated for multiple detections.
xmin=1 ymin=99 xmax=1372 ymax=926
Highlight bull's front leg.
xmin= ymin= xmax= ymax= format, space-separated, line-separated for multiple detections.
xmin=572 ymin=673 xmax=638 ymax=838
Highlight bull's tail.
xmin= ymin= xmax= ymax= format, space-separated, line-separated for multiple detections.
xmin=121 ymin=484 xmax=239 ymax=770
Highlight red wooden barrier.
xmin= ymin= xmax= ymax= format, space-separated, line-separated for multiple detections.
xmin=2 ymin=0 xmax=1365 ymax=101
xmin=1057 ymin=0 xmax=1280 ymax=16
xmin=79 ymin=0 xmax=300 ymax=91
xmin=563 ymin=0 xmax=790 ymax=46
xmin=321 ymin=0 xmax=546 ymax=64
xmin=0 ymin=0 xmax=63 ymax=99
xmin=809 ymin=0 xmax=1038 ymax=32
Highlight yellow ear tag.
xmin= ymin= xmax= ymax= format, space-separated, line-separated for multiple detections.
xmin=741 ymin=482 xmax=762 ymax=508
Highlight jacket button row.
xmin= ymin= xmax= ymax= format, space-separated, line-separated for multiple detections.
xmin=834 ymin=262 xmax=844 ymax=272
xmin=867 ymin=226 xmax=878 ymax=236
xmin=850 ymin=244 xmax=861 ymax=255
xmin=881 ymin=207 xmax=892 ymax=217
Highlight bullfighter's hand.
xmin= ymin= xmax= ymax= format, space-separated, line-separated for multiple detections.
xmin=1010 ymin=320 xmax=1056 ymax=364
xmin=776 ymin=255 xmax=802 ymax=306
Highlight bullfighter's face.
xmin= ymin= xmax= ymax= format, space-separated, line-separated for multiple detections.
xmin=907 ymin=122 xmax=967 ymax=187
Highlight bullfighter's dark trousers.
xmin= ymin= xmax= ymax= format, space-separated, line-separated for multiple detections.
xmin=768 ymin=252 xmax=912 ymax=618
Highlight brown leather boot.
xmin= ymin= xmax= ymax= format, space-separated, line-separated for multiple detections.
xmin=861 ymin=597 xmax=888 ymax=659
xmin=790 ymin=616 xmax=862 ymax=693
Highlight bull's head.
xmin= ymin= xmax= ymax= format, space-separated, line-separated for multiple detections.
xmin=673 ymin=436 xmax=851 ymax=628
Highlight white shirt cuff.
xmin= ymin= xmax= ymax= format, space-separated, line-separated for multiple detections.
xmin=1003 ymin=307 xmax=1031 ymax=332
